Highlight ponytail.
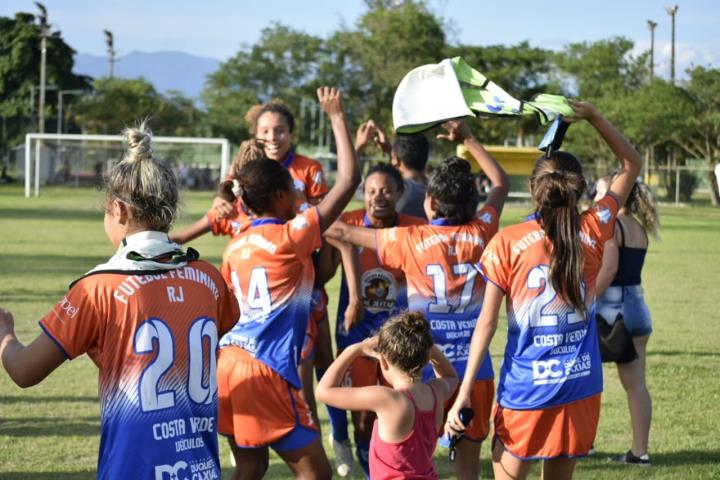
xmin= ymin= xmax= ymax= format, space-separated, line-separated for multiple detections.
xmin=530 ymin=152 xmax=587 ymax=314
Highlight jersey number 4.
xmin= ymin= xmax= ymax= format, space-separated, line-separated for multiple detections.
xmin=426 ymin=263 xmax=477 ymax=314
xmin=134 ymin=317 xmax=218 ymax=413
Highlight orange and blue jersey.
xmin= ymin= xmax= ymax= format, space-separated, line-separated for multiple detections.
xmin=220 ymin=207 xmax=322 ymax=388
xmin=376 ymin=206 xmax=500 ymax=381
xmin=479 ymin=195 xmax=619 ymax=410
xmin=207 ymin=199 xmax=252 ymax=238
xmin=38 ymin=250 xmax=239 ymax=479
xmin=284 ymin=150 xmax=328 ymax=212
xmin=336 ymin=210 xmax=426 ymax=349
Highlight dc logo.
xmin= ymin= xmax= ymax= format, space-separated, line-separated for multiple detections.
xmin=532 ymin=359 xmax=563 ymax=380
xmin=155 ymin=460 xmax=188 ymax=480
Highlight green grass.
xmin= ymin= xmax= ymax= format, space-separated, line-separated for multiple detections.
xmin=0 ymin=185 xmax=719 ymax=479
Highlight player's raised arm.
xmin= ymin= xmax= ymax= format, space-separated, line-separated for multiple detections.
xmin=567 ymin=100 xmax=641 ymax=206
xmin=437 ymin=119 xmax=509 ymax=215
xmin=316 ymin=87 xmax=361 ymax=232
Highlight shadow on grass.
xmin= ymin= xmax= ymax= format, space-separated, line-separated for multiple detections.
xmin=0 ymin=472 xmax=96 ymax=479
xmin=647 ymin=350 xmax=720 ymax=358
xmin=1 ymin=254 xmax=108 ymax=283
xmin=582 ymin=449 xmax=720 ymax=468
xmin=0 ymin=416 xmax=100 ymax=437
xmin=0 ymin=395 xmax=97 ymax=404
xmin=0 ymin=208 xmax=102 ymax=222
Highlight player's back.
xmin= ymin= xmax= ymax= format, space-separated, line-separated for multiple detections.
xmin=40 ymin=260 xmax=237 ymax=480
xmin=376 ymin=206 xmax=499 ymax=379
xmin=220 ymin=208 xmax=322 ymax=388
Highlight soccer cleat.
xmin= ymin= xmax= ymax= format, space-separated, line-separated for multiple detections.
xmin=329 ymin=433 xmax=354 ymax=477
xmin=610 ymin=450 xmax=650 ymax=466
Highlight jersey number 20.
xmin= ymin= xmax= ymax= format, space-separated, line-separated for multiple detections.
xmin=134 ymin=317 xmax=218 ymax=413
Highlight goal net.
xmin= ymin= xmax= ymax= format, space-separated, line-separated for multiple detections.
xmin=21 ymin=133 xmax=230 ymax=197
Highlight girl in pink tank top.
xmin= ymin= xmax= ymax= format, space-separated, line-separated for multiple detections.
xmin=317 ymin=312 xmax=459 ymax=479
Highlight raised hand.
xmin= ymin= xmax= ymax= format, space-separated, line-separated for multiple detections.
xmin=436 ymin=119 xmax=473 ymax=143
xmin=565 ymin=99 xmax=600 ymax=123
xmin=317 ymin=86 xmax=344 ymax=118
xmin=355 ymin=120 xmax=377 ymax=152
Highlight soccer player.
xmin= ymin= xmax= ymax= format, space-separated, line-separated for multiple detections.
xmin=446 ymin=100 xmax=643 ymax=480
xmin=322 ymin=162 xmax=426 ymax=477
xmin=0 ymin=124 xmax=239 ymax=479
xmin=326 ymin=119 xmax=509 ymax=479
xmin=217 ymin=86 xmax=359 ymax=479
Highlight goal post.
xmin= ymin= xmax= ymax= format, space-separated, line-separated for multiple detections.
xmin=23 ymin=133 xmax=230 ymax=197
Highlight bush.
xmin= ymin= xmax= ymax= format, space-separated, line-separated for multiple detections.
xmin=665 ymin=170 xmax=700 ymax=202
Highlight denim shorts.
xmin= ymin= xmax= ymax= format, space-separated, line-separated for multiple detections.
xmin=596 ymin=285 xmax=653 ymax=336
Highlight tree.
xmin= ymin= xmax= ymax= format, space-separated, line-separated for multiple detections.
xmin=334 ymin=0 xmax=446 ymax=130
xmin=74 ymin=78 xmax=203 ymax=137
xmin=202 ymin=23 xmax=323 ymax=144
xmin=0 ymin=12 xmax=91 ymax=153
xmin=674 ymin=67 xmax=720 ymax=205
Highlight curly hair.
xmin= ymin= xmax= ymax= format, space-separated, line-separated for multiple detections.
xmin=427 ymin=157 xmax=479 ymax=224
xmin=378 ymin=311 xmax=434 ymax=380
xmin=246 ymin=99 xmax=295 ymax=135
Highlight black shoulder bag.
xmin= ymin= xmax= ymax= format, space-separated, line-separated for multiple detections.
xmin=596 ymin=221 xmax=637 ymax=364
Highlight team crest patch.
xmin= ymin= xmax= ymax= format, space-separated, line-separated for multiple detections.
xmin=361 ymin=268 xmax=398 ymax=313
xmin=291 ymin=215 xmax=309 ymax=230
xmin=594 ymin=205 xmax=612 ymax=224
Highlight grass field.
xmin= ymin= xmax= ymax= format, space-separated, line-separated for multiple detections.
xmin=0 ymin=184 xmax=718 ymax=479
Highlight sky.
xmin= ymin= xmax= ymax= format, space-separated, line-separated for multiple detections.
xmin=3 ymin=0 xmax=719 ymax=80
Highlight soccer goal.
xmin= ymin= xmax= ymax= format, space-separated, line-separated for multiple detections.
xmin=22 ymin=133 xmax=231 ymax=197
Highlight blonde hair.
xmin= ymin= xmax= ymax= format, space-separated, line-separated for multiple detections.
xmin=626 ymin=180 xmax=660 ymax=239
xmin=104 ymin=121 xmax=178 ymax=231
xmin=377 ymin=311 xmax=433 ymax=380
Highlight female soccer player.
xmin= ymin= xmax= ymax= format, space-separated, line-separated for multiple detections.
xmin=446 ymin=100 xmax=643 ymax=480
xmin=0 ymin=124 xmax=239 ymax=479
xmin=322 ymin=162 xmax=426 ymax=477
xmin=595 ymin=176 xmax=658 ymax=466
xmin=326 ymin=119 xmax=509 ymax=479
xmin=317 ymin=312 xmax=458 ymax=480
xmin=217 ymin=86 xmax=359 ymax=479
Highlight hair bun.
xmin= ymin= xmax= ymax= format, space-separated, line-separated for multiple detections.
xmin=122 ymin=122 xmax=153 ymax=162
xmin=402 ymin=311 xmax=430 ymax=334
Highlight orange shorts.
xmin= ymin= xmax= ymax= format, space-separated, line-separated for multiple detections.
xmin=217 ymin=346 xmax=318 ymax=450
xmin=445 ymin=379 xmax=494 ymax=442
xmin=493 ymin=394 xmax=601 ymax=460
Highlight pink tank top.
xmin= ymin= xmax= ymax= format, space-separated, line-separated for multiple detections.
xmin=369 ymin=385 xmax=440 ymax=479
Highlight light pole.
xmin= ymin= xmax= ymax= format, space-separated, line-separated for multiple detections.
xmin=647 ymin=20 xmax=658 ymax=81
xmin=35 ymin=2 xmax=48 ymax=134
xmin=104 ymin=30 xmax=116 ymax=78
xmin=666 ymin=5 xmax=678 ymax=84
xmin=57 ymin=89 xmax=85 ymax=134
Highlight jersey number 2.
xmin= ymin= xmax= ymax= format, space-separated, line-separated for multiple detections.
xmin=134 ymin=317 xmax=218 ymax=413
xmin=527 ymin=265 xmax=585 ymax=328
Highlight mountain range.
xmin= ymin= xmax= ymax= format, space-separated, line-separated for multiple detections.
xmin=73 ymin=51 xmax=222 ymax=99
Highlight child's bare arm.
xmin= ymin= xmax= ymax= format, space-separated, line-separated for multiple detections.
xmin=316 ymin=338 xmax=390 ymax=412
xmin=170 ymin=216 xmax=213 ymax=244
xmin=427 ymin=345 xmax=459 ymax=400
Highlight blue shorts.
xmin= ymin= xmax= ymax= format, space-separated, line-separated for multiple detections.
xmin=597 ymin=285 xmax=652 ymax=336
